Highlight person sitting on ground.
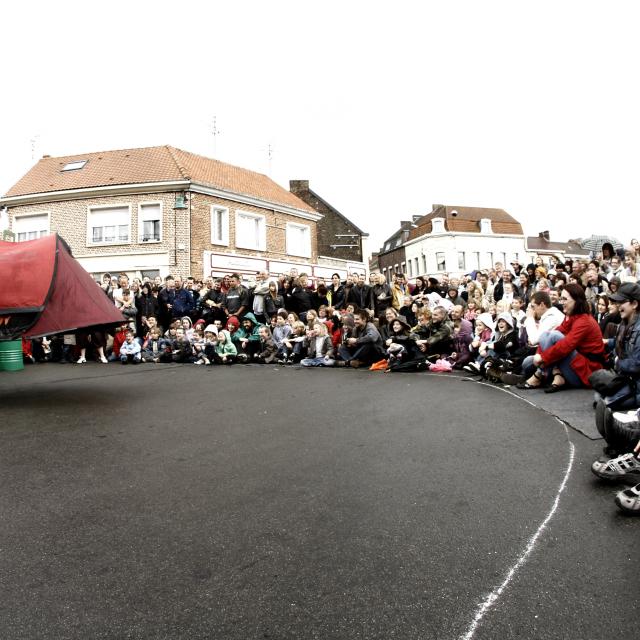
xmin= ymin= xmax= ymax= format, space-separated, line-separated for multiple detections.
xmin=213 ymin=329 xmax=237 ymax=364
xmin=337 ymin=309 xmax=385 ymax=368
xmin=464 ymin=313 xmax=495 ymax=373
xmin=413 ymin=305 xmax=454 ymax=359
xmin=120 ymin=330 xmax=142 ymax=364
xmin=141 ymin=327 xmax=168 ymax=363
xmin=593 ymin=283 xmax=640 ymax=428
xmin=253 ymin=325 xmax=278 ymax=364
xmin=280 ymin=320 xmax=307 ymax=363
xmin=170 ymin=327 xmax=194 ymax=363
xmin=517 ymin=283 xmax=605 ymax=393
xmin=300 ymin=322 xmax=336 ymax=367
xmin=449 ymin=304 xmax=474 ymax=369
xmin=108 ymin=323 xmax=130 ymax=361
xmin=232 ymin=312 xmax=263 ymax=361
xmin=193 ymin=325 xmax=215 ymax=365
xmin=385 ymin=316 xmax=423 ymax=370
xmin=379 ymin=307 xmax=401 ymax=343
xmin=272 ymin=311 xmax=292 ymax=359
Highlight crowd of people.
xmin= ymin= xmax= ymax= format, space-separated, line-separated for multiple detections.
xmin=20 ymin=239 xmax=640 ymax=515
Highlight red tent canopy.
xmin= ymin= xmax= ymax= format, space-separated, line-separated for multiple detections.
xmin=0 ymin=234 xmax=125 ymax=338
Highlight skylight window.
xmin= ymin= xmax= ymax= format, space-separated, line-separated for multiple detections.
xmin=61 ymin=160 xmax=87 ymax=171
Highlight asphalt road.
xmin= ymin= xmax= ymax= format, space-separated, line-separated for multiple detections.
xmin=0 ymin=364 xmax=638 ymax=640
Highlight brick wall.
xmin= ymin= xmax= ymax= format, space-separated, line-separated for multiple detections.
xmin=189 ymin=192 xmax=318 ymax=279
xmin=8 ymin=190 xmax=319 ymax=280
xmin=377 ymin=245 xmax=408 ymax=280
xmin=289 ymin=181 xmax=364 ymax=263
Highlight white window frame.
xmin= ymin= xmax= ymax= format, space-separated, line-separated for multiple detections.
xmin=62 ymin=160 xmax=87 ymax=171
xmin=210 ymin=205 xmax=229 ymax=246
xmin=436 ymin=252 xmax=446 ymax=272
xmin=13 ymin=212 xmax=50 ymax=242
xmin=235 ymin=210 xmax=266 ymax=251
xmin=87 ymin=204 xmax=132 ymax=246
xmin=431 ymin=217 xmax=445 ymax=233
xmin=285 ymin=221 xmax=311 ymax=258
xmin=138 ymin=201 xmax=163 ymax=244
xmin=458 ymin=252 xmax=466 ymax=271
xmin=480 ymin=218 xmax=493 ymax=234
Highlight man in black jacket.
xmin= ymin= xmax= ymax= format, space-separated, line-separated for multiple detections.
xmin=337 ymin=309 xmax=385 ymax=368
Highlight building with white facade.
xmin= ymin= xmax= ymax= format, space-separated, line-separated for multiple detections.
xmin=401 ymin=205 xmax=529 ymax=280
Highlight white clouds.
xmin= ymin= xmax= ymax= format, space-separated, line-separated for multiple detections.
xmin=1 ymin=1 xmax=638 ymax=251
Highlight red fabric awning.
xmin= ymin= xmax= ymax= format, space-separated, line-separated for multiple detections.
xmin=0 ymin=234 xmax=125 ymax=338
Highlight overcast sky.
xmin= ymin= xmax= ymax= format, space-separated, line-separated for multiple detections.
xmin=2 ymin=1 xmax=638 ymax=253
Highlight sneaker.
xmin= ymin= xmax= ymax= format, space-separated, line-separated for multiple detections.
xmin=99 ymin=355 xmax=108 ymax=364
xmin=614 ymin=483 xmax=640 ymax=515
xmin=349 ymin=359 xmax=362 ymax=369
xmin=76 ymin=357 xmax=86 ymax=364
xmin=237 ymin=354 xmax=249 ymax=363
xmin=591 ymin=453 xmax=640 ymax=484
xmin=336 ymin=360 xmax=347 ymax=367
xmin=463 ymin=362 xmax=480 ymax=374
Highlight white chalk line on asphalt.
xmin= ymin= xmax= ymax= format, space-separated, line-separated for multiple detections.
xmin=450 ymin=379 xmax=576 ymax=640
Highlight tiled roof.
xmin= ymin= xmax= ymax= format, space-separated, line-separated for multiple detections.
xmin=526 ymin=236 xmax=590 ymax=255
xmin=4 ymin=145 xmax=316 ymax=213
xmin=408 ymin=205 xmax=524 ymax=239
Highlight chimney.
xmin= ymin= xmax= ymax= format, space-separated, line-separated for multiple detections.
xmin=289 ymin=180 xmax=309 ymax=194
xmin=42 ymin=154 xmax=51 ymax=158
xmin=538 ymin=230 xmax=550 ymax=241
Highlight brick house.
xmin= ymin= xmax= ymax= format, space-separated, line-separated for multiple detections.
xmin=0 ymin=145 xmax=325 ymax=281
xmin=289 ymin=180 xmax=368 ymax=268
xmin=376 ymin=216 xmax=422 ymax=281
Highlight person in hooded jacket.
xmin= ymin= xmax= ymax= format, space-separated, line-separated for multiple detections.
xmin=232 ymin=312 xmax=263 ymax=360
xmin=485 ymin=311 xmax=519 ymax=361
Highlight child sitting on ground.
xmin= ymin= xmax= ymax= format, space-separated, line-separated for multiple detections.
xmin=195 ymin=325 xmax=218 ymax=365
xmin=213 ymin=329 xmax=237 ymax=364
xmin=254 ymin=325 xmax=278 ymax=363
xmin=120 ymin=330 xmax=142 ymax=364
xmin=280 ymin=320 xmax=306 ymax=363
xmin=141 ymin=327 xmax=168 ymax=362
xmin=300 ymin=322 xmax=335 ymax=367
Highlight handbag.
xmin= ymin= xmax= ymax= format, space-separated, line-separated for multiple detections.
xmin=588 ymin=369 xmax=629 ymax=396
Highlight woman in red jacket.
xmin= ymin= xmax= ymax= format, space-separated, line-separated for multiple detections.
xmin=520 ymin=283 xmax=604 ymax=393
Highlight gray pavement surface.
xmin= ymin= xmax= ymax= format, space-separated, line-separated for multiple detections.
xmin=1 ymin=363 xmax=638 ymax=640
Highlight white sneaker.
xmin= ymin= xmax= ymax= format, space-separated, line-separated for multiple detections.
xmin=615 ymin=483 xmax=640 ymax=515
xmin=76 ymin=357 xmax=86 ymax=364
xmin=592 ymin=453 xmax=640 ymax=484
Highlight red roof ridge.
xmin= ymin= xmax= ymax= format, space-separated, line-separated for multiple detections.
xmin=164 ymin=145 xmax=191 ymax=181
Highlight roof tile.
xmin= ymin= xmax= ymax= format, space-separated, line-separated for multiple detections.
xmin=5 ymin=145 xmax=316 ymax=213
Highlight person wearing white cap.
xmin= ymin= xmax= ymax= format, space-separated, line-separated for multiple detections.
xmin=463 ymin=313 xmax=495 ymax=374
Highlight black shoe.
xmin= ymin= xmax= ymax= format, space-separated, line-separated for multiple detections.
xmin=500 ymin=372 xmax=525 ymax=386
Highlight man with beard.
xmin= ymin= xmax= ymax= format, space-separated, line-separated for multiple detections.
xmin=413 ymin=305 xmax=454 ymax=358
xmin=337 ymin=309 xmax=385 ymax=368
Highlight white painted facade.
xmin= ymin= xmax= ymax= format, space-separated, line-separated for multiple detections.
xmin=403 ymin=217 xmax=532 ymax=279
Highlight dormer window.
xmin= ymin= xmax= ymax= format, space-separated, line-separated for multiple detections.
xmin=431 ymin=217 xmax=445 ymax=233
xmin=480 ymin=218 xmax=493 ymax=234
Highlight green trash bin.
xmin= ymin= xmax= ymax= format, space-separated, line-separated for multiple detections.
xmin=0 ymin=339 xmax=24 ymax=372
